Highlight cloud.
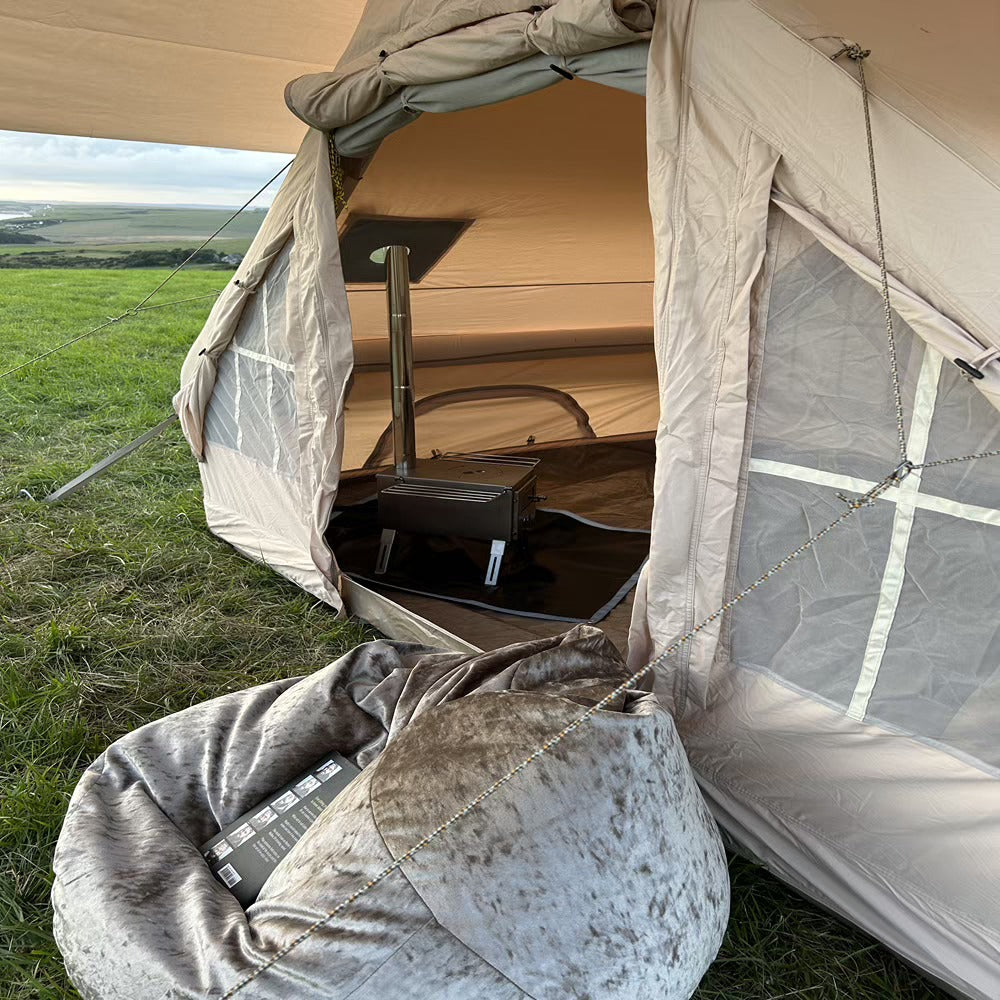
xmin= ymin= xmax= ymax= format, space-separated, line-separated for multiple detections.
xmin=0 ymin=131 xmax=290 ymax=207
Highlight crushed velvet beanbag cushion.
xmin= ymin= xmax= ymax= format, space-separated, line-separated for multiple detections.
xmin=52 ymin=625 xmax=729 ymax=1000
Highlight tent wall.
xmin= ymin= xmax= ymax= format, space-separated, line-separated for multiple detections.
xmin=636 ymin=2 xmax=1000 ymax=996
xmin=342 ymin=81 xmax=652 ymax=357
xmin=342 ymin=351 xmax=658 ymax=472
xmin=338 ymin=79 xmax=656 ymax=470
xmin=175 ymin=129 xmax=352 ymax=608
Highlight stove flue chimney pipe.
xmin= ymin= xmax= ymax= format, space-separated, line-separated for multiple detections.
xmin=370 ymin=245 xmax=416 ymax=475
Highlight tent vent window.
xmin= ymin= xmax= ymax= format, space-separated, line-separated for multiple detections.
xmin=204 ymin=241 xmax=299 ymax=479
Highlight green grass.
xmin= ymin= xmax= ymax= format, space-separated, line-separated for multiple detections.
xmin=0 ymin=269 xmax=376 ymax=999
xmin=0 ymin=270 xmax=948 ymax=999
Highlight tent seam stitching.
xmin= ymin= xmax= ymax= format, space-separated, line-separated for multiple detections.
xmin=659 ymin=0 xmax=700 ymax=719
xmin=681 ymin=78 xmax=994 ymax=348
xmin=681 ymin=124 xmax=754 ymax=702
xmin=743 ymin=0 xmax=1000 ymax=193
xmin=715 ymin=207 xmax=784 ymax=668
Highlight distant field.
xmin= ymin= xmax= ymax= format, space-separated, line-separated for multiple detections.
xmin=0 ymin=268 xmax=948 ymax=1000
xmin=0 ymin=202 xmax=267 ymax=267
xmin=0 ymin=238 xmax=252 ymax=258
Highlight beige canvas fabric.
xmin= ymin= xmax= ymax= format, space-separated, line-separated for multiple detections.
xmin=683 ymin=669 xmax=1000 ymax=998
xmin=285 ymin=0 xmax=654 ymax=132
xmin=175 ymin=128 xmax=352 ymax=608
xmin=634 ymin=0 xmax=1000 ymax=695
xmin=2 ymin=0 xmax=996 ymax=158
xmin=342 ymin=80 xmax=653 ymax=353
xmin=634 ymin=3 xmax=1000 ymax=997
xmin=0 ymin=0 xmax=358 ymax=151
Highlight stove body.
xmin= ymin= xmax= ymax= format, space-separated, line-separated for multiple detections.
xmin=375 ymin=454 xmax=539 ymax=585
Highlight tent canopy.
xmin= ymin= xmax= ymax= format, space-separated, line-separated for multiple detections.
xmin=0 ymin=0 xmax=363 ymax=151
xmin=0 ymin=0 xmax=998 ymax=160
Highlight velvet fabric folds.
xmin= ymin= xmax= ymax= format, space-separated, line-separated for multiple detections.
xmin=52 ymin=625 xmax=729 ymax=999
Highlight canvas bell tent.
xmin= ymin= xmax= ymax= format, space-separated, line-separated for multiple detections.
xmin=6 ymin=0 xmax=1000 ymax=997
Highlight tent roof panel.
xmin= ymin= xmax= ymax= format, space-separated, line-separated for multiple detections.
xmin=759 ymin=0 xmax=1000 ymax=169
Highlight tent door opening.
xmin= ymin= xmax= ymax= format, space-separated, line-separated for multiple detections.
xmin=336 ymin=241 xmax=652 ymax=626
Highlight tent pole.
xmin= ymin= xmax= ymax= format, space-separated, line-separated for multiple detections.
xmin=44 ymin=413 xmax=179 ymax=503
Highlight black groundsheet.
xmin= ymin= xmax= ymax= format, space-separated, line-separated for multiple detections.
xmin=327 ymin=500 xmax=649 ymax=623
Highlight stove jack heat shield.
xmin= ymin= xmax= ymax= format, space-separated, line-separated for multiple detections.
xmin=369 ymin=245 xmax=540 ymax=586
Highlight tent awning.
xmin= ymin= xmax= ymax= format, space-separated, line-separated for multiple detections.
xmin=0 ymin=0 xmax=368 ymax=151
xmin=1 ymin=1 xmax=997 ymax=164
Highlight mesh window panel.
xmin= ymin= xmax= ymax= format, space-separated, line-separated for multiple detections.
xmin=232 ymin=242 xmax=294 ymax=363
xmin=729 ymin=474 xmax=894 ymax=707
xmin=734 ymin=209 xmax=1000 ymax=772
xmin=234 ymin=353 xmax=279 ymax=471
xmin=204 ymin=240 xmax=299 ymax=479
xmin=865 ymin=510 xmax=1000 ymax=769
xmin=269 ymin=366 xmax=298 ymax=476
xmin=920 ymin=361 xmax=1000 ymax=508
xmin=203 ymin=350 xmax=239 ymax=451
xmin=752 ymin=235 xmax=923 ymax=482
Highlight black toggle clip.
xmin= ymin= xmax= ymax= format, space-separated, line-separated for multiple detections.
xmin=954 ymin=358 xmax=986 ymax=380
xmin=953 ymin=345 xmax=999 ymax=381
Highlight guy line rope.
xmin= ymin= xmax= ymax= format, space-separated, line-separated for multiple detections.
xmin=217 ymin=43 xmax=1000 ymax=1000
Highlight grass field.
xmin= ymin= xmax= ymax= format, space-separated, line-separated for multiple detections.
xmin=1 ymin=202 xmax=267 ymax=243
xmin=0 ymin=269 xmax=948 ymax=999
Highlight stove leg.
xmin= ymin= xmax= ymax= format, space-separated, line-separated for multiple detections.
xmin=375 ymin=528 xmax=396 ymax=575
xmin=485 ymin=539 xmax=506 ymax=587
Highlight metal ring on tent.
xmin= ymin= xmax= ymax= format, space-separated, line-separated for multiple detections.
xmin=361 ymin=383 xmax=597 ymax=470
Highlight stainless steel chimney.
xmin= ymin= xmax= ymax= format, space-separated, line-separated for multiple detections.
xmin=370 ymin=244 xmax=416 ymax=475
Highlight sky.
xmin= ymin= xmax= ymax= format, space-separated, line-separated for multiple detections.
xmin=0 ymin=131 xmax=291 ymax=208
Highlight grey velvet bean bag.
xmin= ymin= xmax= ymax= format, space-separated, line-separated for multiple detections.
xmin=52 ymin=625 xmax=729 ymax=1000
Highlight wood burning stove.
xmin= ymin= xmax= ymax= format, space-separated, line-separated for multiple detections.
xmin=369 ymin=245 xmax=540 ymax=586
